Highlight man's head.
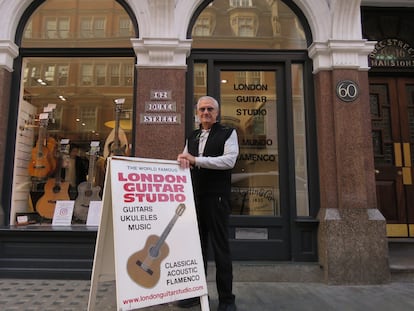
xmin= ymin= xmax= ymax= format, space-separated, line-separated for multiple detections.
xmin=197 ymin=96 xmax=219 ymax=129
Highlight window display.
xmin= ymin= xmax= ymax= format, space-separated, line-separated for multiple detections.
xmin=11 ymin=0 xmax=135 ymax=226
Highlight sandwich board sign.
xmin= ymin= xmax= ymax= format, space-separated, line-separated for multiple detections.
xmin=88 ymin=156 xmax=209 ymax=310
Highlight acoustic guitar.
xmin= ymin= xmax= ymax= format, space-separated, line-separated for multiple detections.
xmin=127 ymin=203 xmax=186 ymax=288
xmin=28 ymin=113 xmax=54 ymax=179
xmin=36 ymin=140 xmax=70 ymax=219
xmin=73 ymin=142 xmax=101 ymax=222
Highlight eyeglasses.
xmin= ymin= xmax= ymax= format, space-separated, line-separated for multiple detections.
xmin=198 ymin=107 xmax=215 ymax=112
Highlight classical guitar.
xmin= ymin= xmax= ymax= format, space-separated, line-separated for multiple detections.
xmin=36 ymin=140 xmax=70 ymax=219
xmin=73 ymin=142 xmax=101 ymax=222
xmin=110 ymin=98 xmax=127 ymax=156
xmin=127 ymin=203 xmax=186 ymax=288
xmin=28 ymin=113 xmax=54 ymax=179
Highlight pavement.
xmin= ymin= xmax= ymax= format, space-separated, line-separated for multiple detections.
xmin=1 ymin=278 xmax=414 ymax=311
xmin=1 ymin=240 xmax=414 ymax=311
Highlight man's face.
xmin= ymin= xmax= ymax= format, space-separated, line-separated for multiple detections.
xmin=197 ymin=98 xmax=218 ymax=129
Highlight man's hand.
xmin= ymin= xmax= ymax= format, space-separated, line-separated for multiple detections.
xmin=177 ymin=153 xmax=196 ymax=169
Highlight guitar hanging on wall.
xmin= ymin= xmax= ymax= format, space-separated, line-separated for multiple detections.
xmin=73 ymin=141 xmax=102 ymax=222
xmin=127 ymin=203 xmax=186 ymax=288
xmin=27 ymin=113 xmax=55 ymax=179
xmin=36 ymin=139 xmax=70 ymax=219
xmin=110 ymin=98 xmax=127 ymax=156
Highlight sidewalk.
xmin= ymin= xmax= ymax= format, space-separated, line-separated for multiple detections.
xmin=1 ymin=278 xmax=414 ymax=311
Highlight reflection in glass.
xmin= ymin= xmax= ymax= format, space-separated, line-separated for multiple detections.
xmin=220 ymin=70 xmax=279 ymax=216
xmin=192 ymin=0 xmax=306 ymax=49
xmin=292 ymin=64 xmax=309 ymax=216
xmin=22 ymin=0 xmax=135 ymax=48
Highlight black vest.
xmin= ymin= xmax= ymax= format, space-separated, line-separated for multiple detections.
xmin=187 ymin=123 xmax=234 ymax=197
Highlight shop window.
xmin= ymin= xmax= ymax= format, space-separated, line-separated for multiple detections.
xmin=192 ymin=0 xmax=311 ymax=218
xmin=11 ymin=0 xmax=135 ymax=226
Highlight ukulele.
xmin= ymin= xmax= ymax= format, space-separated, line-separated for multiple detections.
xmin=36 ymin=140 xmax=70 ymax=219
xmin=110 ymin=98 xmax=127 ymax=156
xmin=28 ymin=113 xmax=54 ymax=179
xmin=73 ymin=142 xmax=101 ymax=222
xmin=127 ymin=203 xmax=186 ymax=288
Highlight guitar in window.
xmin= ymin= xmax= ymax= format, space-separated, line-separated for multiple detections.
xmin=36 ymin=139 xmax=70 ymax=219
xmin=28 ymin=113 xmax=55 ymax=179
xmin=110 ymin=98 xmax=127 ymax=156
xmin=73 ymin=142 xmax=102 ymax=222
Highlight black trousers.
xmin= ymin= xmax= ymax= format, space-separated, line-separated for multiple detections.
xmin=195 ymin=194 xmax=235 ymax=304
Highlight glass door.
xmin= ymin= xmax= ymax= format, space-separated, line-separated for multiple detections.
xmin=217 ymin=66 xmax=290 ymax=260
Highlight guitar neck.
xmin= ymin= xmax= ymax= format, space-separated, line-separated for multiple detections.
xmin=153 ymin=204 xmax=185 ymax=252
xmin=87 ymin=153 xmax=96 ymax=187
xmin=113 ymin=103 xmax=122 ymax=149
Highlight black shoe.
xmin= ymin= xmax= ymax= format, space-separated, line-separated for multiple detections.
xmin=176 ymin=297 xmax=200 ymax=308
xmin=218 ymin=302 xmax=237 ymax=311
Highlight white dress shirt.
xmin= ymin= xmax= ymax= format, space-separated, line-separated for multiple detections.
xmin=183 ymin=129 xmax=239 ymax=170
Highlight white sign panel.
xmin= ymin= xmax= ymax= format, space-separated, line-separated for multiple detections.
xmin=110 ymin=157 xmax=207 ymax=310
xmin=52 ymin=200 xmax=74 ymax=226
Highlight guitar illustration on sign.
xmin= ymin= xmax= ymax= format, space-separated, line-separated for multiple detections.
xmin=73 ymin=142 xmax=101 ymax=222
xmin=127 ymin=203 xmax=186 ymax=288
xmin=36 ymin=139 xmax=70 ymax=219
xmin=28 ymin=113 xmax=54 ymax=179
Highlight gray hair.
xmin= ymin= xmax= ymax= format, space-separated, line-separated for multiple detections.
xmin=197 ymin=96 xmax=219 ymax=111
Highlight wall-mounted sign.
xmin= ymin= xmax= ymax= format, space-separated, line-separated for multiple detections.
xmin=369 ymin=38 xmax=414 ymax=67
xmin=144 ymin=90 xmax=181 ymax=124
xmin=336 ymin=80 xmax=359 ymax=102
xmin=145 ymin=101 xmax=176 ymax=112
xmin=150 ymin=90 xmax=172 ymax=100
xmin=140 ymin=113 xmax=181 ymax=124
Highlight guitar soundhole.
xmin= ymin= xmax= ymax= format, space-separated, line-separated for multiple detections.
xmin=149 ymin=246 xmax=159 ymax=258
xmin=85 ymin=190 xmax=93 ymax=197
xmin=53 ymin=185 xmax=61 ymax=193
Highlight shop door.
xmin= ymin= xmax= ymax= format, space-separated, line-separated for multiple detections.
xmin=216 ymin=66 xmax=290 ymax=260
xmin=370 ymin=77 xmax=414 ymax=237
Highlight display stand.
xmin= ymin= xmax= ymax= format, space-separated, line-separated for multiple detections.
xmin=88 ymin=157 xmax=209 ymax=311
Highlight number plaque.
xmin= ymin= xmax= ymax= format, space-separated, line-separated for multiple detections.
xmin=336 ymin=80 xmax=359 ymax=102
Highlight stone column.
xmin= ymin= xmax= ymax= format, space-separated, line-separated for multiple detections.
xmin=0 ymin=40 xmax=18 ymax=225
xmin=309 ymin=40 xmax=390 ymax=284
xmin=131 ymin=38 xmax=192 ymax=160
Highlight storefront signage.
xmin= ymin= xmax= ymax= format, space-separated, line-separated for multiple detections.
xmin=150 ymin=90 xmax=172 ymax=100
xmin=336 ymin=80 xmax=359 ymax=102
xmin=88 ymin=157 xmax=209 ymax=311
xmin=143 ymin=90 xmax=181 ymax=124
xmin=140 ymin=113 xmax=181 ymax=124
xmin=145 ymin=101 xmax=176 ymax=112
xmin=369 ymin=38 xmax=414 ymax=67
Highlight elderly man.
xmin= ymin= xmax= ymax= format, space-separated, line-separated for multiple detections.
xmin=177 ymin=96 xmax=238 ymax=311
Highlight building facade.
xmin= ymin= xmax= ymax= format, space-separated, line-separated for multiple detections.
xmin=0 ymin=0 xmax=413 ymax=284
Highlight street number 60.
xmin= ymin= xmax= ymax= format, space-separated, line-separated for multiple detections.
xmin=336 ymin=80 xmax=359 ymax=102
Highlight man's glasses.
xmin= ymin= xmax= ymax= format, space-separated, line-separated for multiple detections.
xmin=198 ymin=107 xmax=215 ymax=112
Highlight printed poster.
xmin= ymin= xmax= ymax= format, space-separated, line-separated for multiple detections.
xmin=110 ymin=157 xmax=208 ymax=310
